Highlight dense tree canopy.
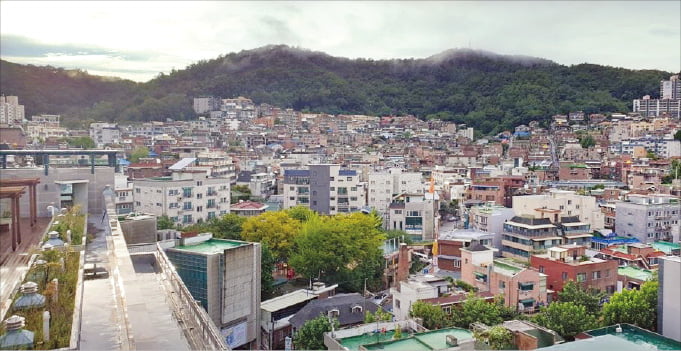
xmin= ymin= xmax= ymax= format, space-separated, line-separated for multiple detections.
xmin=289 ymin=212 xmax=385 ymax=291
xmin=293 ymin=315 xmax=338 ymax=350
xmin=241 ymin=211 xmax=302 ymax=261
xmin=557 ymin=281 xmax=605 ymax=314
xmin=533 ymin=302 xmax=599 ymax=340
xmin=601 ymin=280 xmax=658 ymax=331
xmin=2 ymin=46 xmax=672 ymax=134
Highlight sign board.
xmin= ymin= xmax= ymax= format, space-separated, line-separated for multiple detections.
xmin=221 ymin=322 xmax=248 ymax=348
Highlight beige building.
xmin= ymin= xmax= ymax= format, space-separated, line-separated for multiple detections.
xmin=513 ymin=189 xmax=604 ymax=230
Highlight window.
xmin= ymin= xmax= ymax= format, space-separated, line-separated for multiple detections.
xmin=196 ymin=181 xmax=203 ymax=186
xmin=351 ymin=187 xmax=357 ymax=191
xmin=135 ymin=201 xmax=141 ymax=206
xmin=352 ymin=306 xmax=363 ymax=314
xmin=207 ymin=212 xmax=216 ymax=220
xmin=562 ymin=272 xmax=568 ymax=280
xmin=499 ymin=280 xmax=506 ymax=289
xmin=539 ymin=266 xmax=545 ymax=273
xmin=328 ymin=309 xmax=339 ymax=318
xmin=156 ymin=203 xmax=162 ymax=207
xmin=347 ymin=177 xmax=352 ymax=181
xmin=395 ymin=300 xmax=401 ymax=309
xmin=183 ymin=202 xmax=192 ymax=210
xmin=605 ymin=269 xmax=610 ymax=278
xmin=519 ymin=282 xmax=534 ymax=291
xmin=442 ymin=306 xmax=452 ymax=314
xmin=330 ymin=177 xmax=335 ymax=181
xmin=592 ymin=271 xmax=601 ymax=280
xmin=136 ymin=188 xmax=141 ymax=193
xmin=394 ymin=210 xmax=402 ymax=214
xmin=182 ymin=215 xmax=193 ymax=224
xmin=577 ymin=273 xmax=587 ymax=282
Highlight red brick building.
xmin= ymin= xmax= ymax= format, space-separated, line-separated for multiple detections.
xmin=467 ymin=175 xmax=525 ymax=207
xmin=530 ymin=245 xmax=618 ymax=297
xmin=437 ymin=240 xmax=464 ymax=271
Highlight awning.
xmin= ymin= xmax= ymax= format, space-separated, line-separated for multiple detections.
xmin=520 ymin=298 xmax=535 ymax=304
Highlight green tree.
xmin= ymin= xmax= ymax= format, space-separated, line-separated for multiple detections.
xmin=602 ymin=279 xmax=658 ymax=331
xmin=286 ymin=206 xmax=317 ymax=223
xmin=293 ymin=315 xmax=338 ymax=350
xmin=231 ymin=185 xmax=252 ymax=203
xmin=385 ymin=230 xmax=413 ymax=245
xmin=410 ymin=301 xmax=450 ymax=330
xmin=533 ymin=302 xmax=599 ymax=341
xmin=241 ymin=211 xmax=301 ymax=261
xmin=129 ymin=146 xmax=150 ymax=163
xmin=261 ymin=243 xmax=276 ymax=300
xmin=364 ymin=310 xmax=376 ymax=324
xmin=558 ymin=280 xmax=605 ymax=314
xmin=674 ymin=130 xmax=681 ymax=142
xmin=64 ymin=136 xmax=95 ymax=149
xmin=393 ymin=326 xmax=402 ymax=340
xmin=474 ymin=325 xmax=514 ymax=350
xmin=209 ymin=213 xmax=246 ymax=240
xmin=157 ymin=215 xmax=176 ymax=230
xmin=578 ymin=134 xmax=596 ymax=149
xmin=452 ymin=294 xmax=504 ymax=328
xmin=289 ymin=213 xmax=385 ymax=291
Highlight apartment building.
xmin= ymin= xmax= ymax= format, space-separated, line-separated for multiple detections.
xmin=133 ymin=170 xmax=230 ymax=226
xmin=368 ymin=168 xmax=423 ymax=215
xmin=0 ymin=95 xmax=25 ymax=125
xmin=90 ymin=122 xmax=121 ymax=147
xmin=467 ymin=176 xmax=525 ymax=207
xmin=513 ymin=189 xmax=604 ymax=230
xmin=615 ymin=194 xmax=680 ymax=243
xmin=633 ymin=95 xmax=680 ymax=118
xmin=610 ymin=137 xmax=681 ymax=158
xmin=461 ymin=245 xmax=548 ymax=312
xmin=501 ymin=215 xmax=593 ymax=260
xmin=387 ymin=192 xmax=440 ymax=241
xmin=114 ymin=173 xmax=134 ymax=215
xmin=282 ymin=164 xmax=364 ymax=215
xmin=390 ymin=275 xmax=449 ymax=320
xmin=530 ymin=245 xmax=618 ymax=297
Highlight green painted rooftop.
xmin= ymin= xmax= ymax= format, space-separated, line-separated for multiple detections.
xmin=174 ymin=239 xmax=245 ymax=254
xmin=617 ymin=266 xmax=654 ymax=281
xmin=652 ymin=241 xmax=680 ymax=254
xmin=583 ymin=324 xmax=681 ymax=350
xmin=494 ymin=259 xmax=523 ymax=273
xmin=342 ymin=327 xmax=473 ymax=351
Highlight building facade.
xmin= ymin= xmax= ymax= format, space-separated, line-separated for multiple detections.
xmin=133 ymin=170 xmax=230 ymax=226
xmin=615 ymin=194 xmax=680 ymax=243
xmin=513 ymin=189 xmax=605 ymax=231
xmin=658 ymin=256 xmax=681 ymax=342
xmin=283 ymin=164 xmax=364 ymax=215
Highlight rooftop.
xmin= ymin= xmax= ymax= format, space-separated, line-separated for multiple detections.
xmin=341 ymin=327 xmax=473 ymax=351
xmin=652 ymin=241 xmax=681 ymax=254
xmin=171 ymin=239 xmax=245 ymax=255
xmin=579 ymin=324 xmax=681 ymax=350
xmin=617 ymin=266 xmax=654 ymax=281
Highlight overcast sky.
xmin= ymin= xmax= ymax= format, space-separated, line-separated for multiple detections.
xmin=1 ymin=1 xmax=679 ymax=82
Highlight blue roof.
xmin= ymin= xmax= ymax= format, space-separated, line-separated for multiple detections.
xmin=592 ymin=237 xmax=640 ymax=245
xmin=339 ymin=169 xmax=357 ymax=176
xmin=284 ymin=169 xmax=310 ymax=176
xmin=118 ymin=158 xmax=131 ymax=166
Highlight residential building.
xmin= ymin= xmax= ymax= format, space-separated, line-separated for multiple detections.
xmin=467 ymin=176 xmax=525 ymax=207
xmin=615 ymin=194 xmax=680 ymax=243
xmin=289 ymin=293 xmax=379 ymax=330
xmin=282 ymin=164 xmax=364 ymax=215
xmin=133 ymin=169 xmax=230 ymax=226
xmin=230 ymin=200 xmax=268 ymax=217
xmin=193 ymin=96 xmax=221 ymax=114
xmin=236 ymin=171 xmax=274 ymax=199
xmin=658 ymin=256 xmax=681 ymax=342
xmin=633 ymin=95 xmax=680 ymax=118
xmin=90 ymin=122 xmax=121 ymax=147
xmin=436 ymin=230 xmax=494 ymax=272
xmin=391 ymin=274 xmax=449 ymax=321
xmin=387 ymin=192 xmax=440 ymax=241
xmin=165 ymin=235 xmax=261 ymax=349
xmin=660 ymin=74 xmax=680 ymax=99
xmin=114 ymin=173 xmax=134 ymax=214
xmin=513 ymin=189 xmax=605 ymax=230
xmin=0 ymin=95 xmax=25 ymax=125
xmin=596 ymin=243 xmax=667 ymax=269
xmin=468 ymin=203 xmax=516 ymax=250
xmin=260 ymin=283 xmax=338 ymax=350
xmin=530 ymin=245 xmax=618 ymax=297
xmin=368 ymin=168 xmax=423 ymax=216
xmin=460 ymin=245 xmax=548 ymax=312
xmin=610 ymin=137 xmax=681 ymax=158
xmin=501 ymin=215 xmax=593 ymax=260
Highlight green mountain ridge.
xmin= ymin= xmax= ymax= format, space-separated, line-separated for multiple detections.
xmin=0 ymin=45 xmax=674 ymax=133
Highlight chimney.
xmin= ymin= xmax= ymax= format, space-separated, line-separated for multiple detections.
xmin=396 ymin=243 xmax=411 ymax=287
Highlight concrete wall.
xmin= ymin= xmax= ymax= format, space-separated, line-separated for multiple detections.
xmin=659 ymin=257 xmax=681 ymax=342
xmin=222 ymin=243 xmax=261 ymax=347
xmin=119 ymin=216 xmax=157 ymax=244
xmin=0 ymin=167 xmax=115 ymax=217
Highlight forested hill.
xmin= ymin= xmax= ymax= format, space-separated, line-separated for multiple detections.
xmin=0 ymin=45 xmax=673 ymax=133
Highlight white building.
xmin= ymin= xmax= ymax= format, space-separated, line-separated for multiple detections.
xmin=390 ymin=275 xmax=449 ymax=321
xmin=193 ymin=96 xmax=221 ymax=114
xmin=658 ymin=256 xmax=681 ymax=342
xmin=282 ymin=164 xmax=364 ymax=215
xmin=0 ymin=95 xmax=25 ymax=125
xmin=114 ymin=173 xmax=134 ymax=214
xmin=615 ymin=194 xmax=680 ymax=243
xmin=133 ymin=170 xmax=230 ymax=226
xmin=610 ymin=137 xmax=681 ymax=158
xmin=633 ymin=95 xmax=680 ymax=118
xmin=387 ymin=192 xmax=440 ymax=241
xmin=660 ymin=74 xmax=680 ymax=100
xmin=368 ymin=168 xmax=423 ymax=216
xmin=468 ymin=203 xmax=516 ymax=251
xmin=90 ymin=122 xmax=121 ymax=147
xmin=512 ymin=189 xmax=605 ymax=231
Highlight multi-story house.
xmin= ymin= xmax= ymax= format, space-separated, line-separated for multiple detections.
xmin=501 ymin=215 xmax=593 ymax=261
xmin=436 ymin=230 xmax=494 ymax=272
xmin=0 ymin=95 xmax=25 ymax=125
xmin=615 ymin=194 xmax=680 ymax=243
xmin=90 ymin=122 xmax=121 ymax=147
xmin=513 ymin=189 xmax=605 ymax=230
xmin=114 ymin=173 xmax=134 ymax=215
xmin=368 ymin=168 xmax=423 ymax=219
xmin=530 ymin=245 xmax=618 ymax=298
xmin=466 ymin=176 xmax=525 ymax=208
xmin=282 ymin=164 xmax=364 ymax=215
xmin=461 ymin=245 xmax=548 ymax=312
xmin=468 ymin=203 xmax=516 ymax=250
xmin=387 ymin=192 xmax=440 ymax=241
xmin=133 ymin=169 xmax=230 ymax=226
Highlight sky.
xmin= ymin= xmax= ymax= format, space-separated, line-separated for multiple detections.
xmin=1 ymin=1 xmax=679 ymax=82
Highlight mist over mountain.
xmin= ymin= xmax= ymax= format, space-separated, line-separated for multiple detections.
xmin=0 ymin=45 xmax=672 ymax=133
